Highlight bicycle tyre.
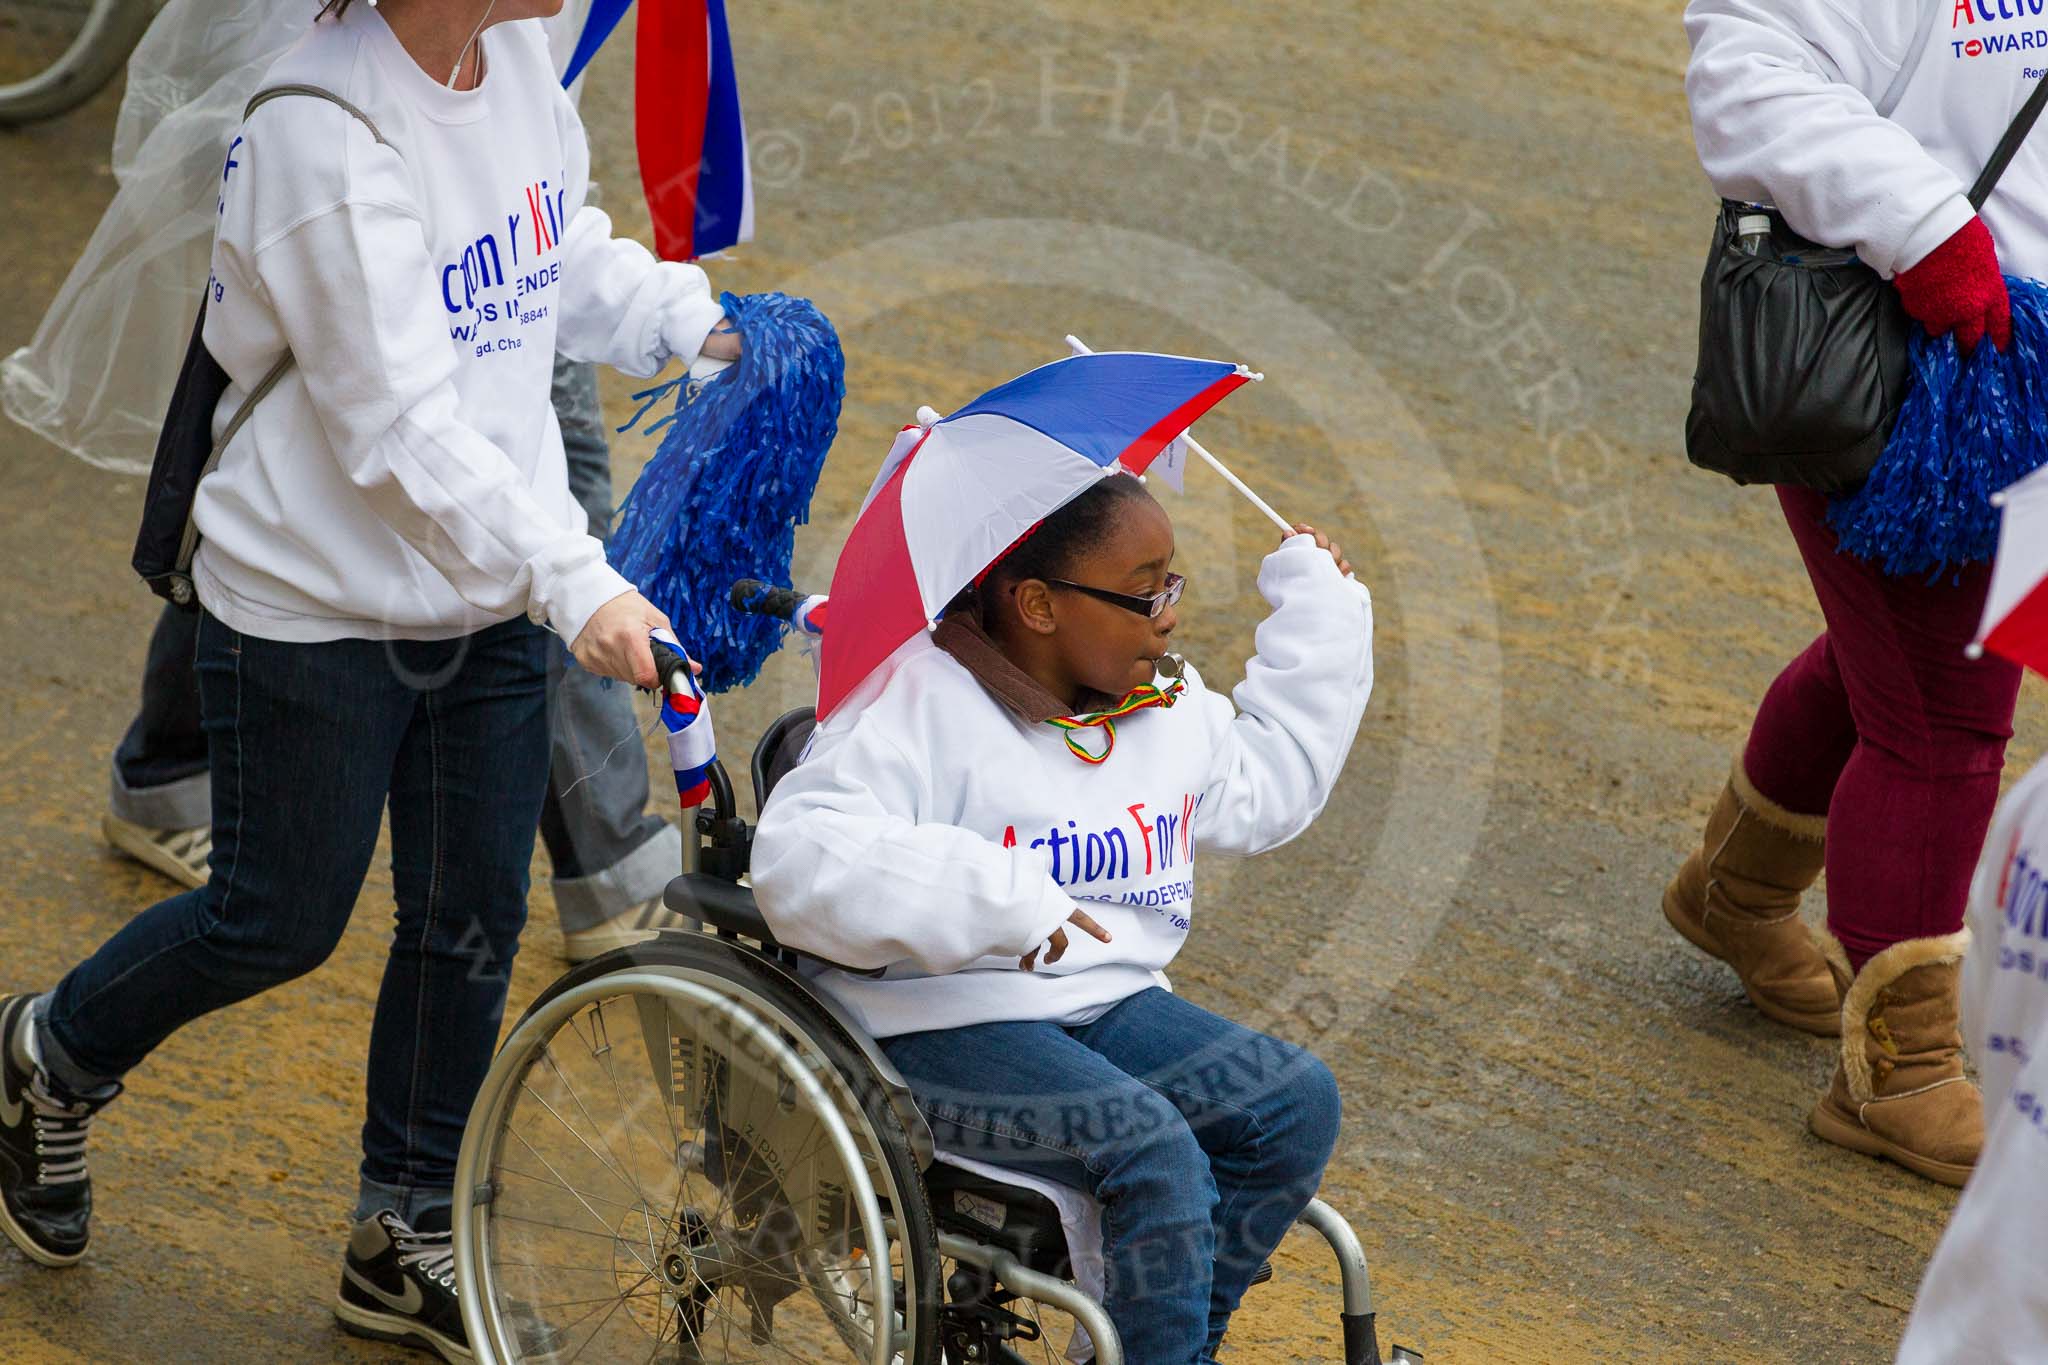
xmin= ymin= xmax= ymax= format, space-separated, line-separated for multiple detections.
xmin=0 ymin=0 xmax=156 ymax=127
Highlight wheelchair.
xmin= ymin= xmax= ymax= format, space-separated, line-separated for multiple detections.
xmin=453 ymin=635 xmax=1420 ymax=1365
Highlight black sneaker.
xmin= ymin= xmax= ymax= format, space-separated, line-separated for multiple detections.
xmin=0 ymin=993 xmax=118 ymax=1267
xmin=336 ymin=1209 xmax=472 ymax=1361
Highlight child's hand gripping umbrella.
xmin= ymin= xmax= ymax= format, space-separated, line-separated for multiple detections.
xmin=816 ymin=350 xmax=1260 ymax=721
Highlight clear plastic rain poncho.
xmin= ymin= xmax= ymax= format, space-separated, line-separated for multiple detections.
xmin=0 ymin=1 xmax=317 ymax=474
xmin=0 ymin=0 xmax=598 ymax=475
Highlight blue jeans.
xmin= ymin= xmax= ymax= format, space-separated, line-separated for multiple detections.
xmin=108 ymin=357 xmax=678 ymax=931
xmin=45 ymin=611 xmax=551 ymax=1223
xmin=881 ymin=988 xmax=1342 ymax=1365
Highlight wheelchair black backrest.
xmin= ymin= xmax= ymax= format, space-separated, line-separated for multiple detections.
xmin=750 ymin=706 xmax=816 ymax=817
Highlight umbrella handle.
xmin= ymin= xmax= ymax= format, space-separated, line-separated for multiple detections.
xmin=1062 ymin=334 xmax=1298 ymax=537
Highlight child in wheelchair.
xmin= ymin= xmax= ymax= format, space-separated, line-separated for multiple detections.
xmin=752 ymin=470 xmax=1373 ymax=1365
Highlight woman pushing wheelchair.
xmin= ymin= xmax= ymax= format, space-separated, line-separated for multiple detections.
xmin=1 ymin=0 xmax=738 ymax=1358
xmin=752 ymin=362 xmax=1373 ymax=1365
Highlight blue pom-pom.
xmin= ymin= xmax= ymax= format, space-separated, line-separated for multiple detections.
xmin=1830 ymin=275 xmax=2048 ymax=577
xmin=609 ymin=291 xmax=844 ymax=691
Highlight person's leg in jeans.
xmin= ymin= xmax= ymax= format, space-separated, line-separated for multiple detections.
xmin=883 ymin=989 xmax=1340 ymax=1364
xmin=542 ymin=355 xmax=686 ymax=957
xmin=101 ymin=604 xmax=212 ymax=887
xmin=36 ymin=612 xmax=414 ymax=1094
xmin=100 ymin=358 xmax=685 ymax=959
xmin=357 ymin=618 xmax=552 ymax=1223
xmin=1066 ymin=989 xmax=1342 ymax=1358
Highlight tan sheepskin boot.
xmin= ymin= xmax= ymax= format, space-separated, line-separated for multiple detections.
xmin=1808 ymin=930 xmax=1981 ymax=1188
xmin=1663 ymin=761 xmax=1847 ymax=1035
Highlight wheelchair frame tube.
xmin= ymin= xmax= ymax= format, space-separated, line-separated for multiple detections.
xmin=937 ymin=1231 xmax=1125 ymax=1365
xmin=1298 ymin=1198 xmax=1380 ymax=1365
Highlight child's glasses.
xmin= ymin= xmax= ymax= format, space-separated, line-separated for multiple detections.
xmin=1046 ymin=571 xmax=1186 ymax=619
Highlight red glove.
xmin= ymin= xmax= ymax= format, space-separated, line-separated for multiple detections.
xmin=1893 ymin=216 xmax=2011 ymax=353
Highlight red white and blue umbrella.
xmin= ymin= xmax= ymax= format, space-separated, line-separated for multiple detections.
xmin=817 ymin=350 xmax=1258 ymax=720
xmin=1973 ymin=464 xmax=2048 ymax=678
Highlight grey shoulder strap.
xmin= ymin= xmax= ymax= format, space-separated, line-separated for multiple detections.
xmin=1875 ymin=0 xmax=1942 ymax=119
xmin=243 ymin=83 xmax=390 ymax=144
xmin=175 ymin=86 xmax=393 ymax=578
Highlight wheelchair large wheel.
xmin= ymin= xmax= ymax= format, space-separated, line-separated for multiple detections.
xmin=455 ymin=936 xmax=941 ymax=1364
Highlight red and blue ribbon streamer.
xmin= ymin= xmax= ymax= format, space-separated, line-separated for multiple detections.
xmin=560 ymin=0 xmax=752 ymax=262
xmin=654 ymin=629 xmax=719 ymax=807
xmin=635 ymin=0 xmax=752 ymax=261
xmin=559 ymin=0 xmax=634 ymax=87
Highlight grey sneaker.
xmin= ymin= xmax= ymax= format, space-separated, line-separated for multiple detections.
xmin=560 ymin=895 xmax=701 ymax=964
xmin=101 ymin=812 xmax=210 ymax=890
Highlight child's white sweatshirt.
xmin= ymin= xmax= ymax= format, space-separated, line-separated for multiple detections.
xmin=1685 ymin=0 xmax=2048 ymax=279
xmin=1895 ymin=755 xmax=2048 ymax=1364
xmin=750 ymin=536 xmax=1373 ymax=1041
xmin=194 ymin=7 xmax=726 ymax=645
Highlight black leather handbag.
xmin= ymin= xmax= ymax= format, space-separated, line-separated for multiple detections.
xmin=1685 ymin=76 xmax=2048 ymax=492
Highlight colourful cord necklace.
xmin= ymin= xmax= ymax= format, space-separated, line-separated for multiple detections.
xmin=1045 ymin=675 xmax=1187 ymax=764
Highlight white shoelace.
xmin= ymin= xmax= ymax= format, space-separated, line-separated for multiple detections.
xmin=392 ymin=1224 xmax=458 ymax=1294
xmin=26 ymin=1071 xmax=97 ymax=1185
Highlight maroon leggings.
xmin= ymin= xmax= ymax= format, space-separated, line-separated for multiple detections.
xmin=1742 ymin=488 xmax=2024 ymax=970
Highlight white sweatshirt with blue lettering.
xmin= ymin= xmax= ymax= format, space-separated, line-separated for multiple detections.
xmin=1686 ymin=0 xmax=2048 ymax=279
xmin=750 ymin=536 xmax=1373 ymax=1041
xmin=194 ymin=6 xmax=726 ymax=645
xmin=1896 ymin=754 xmax=2048 ymax=1364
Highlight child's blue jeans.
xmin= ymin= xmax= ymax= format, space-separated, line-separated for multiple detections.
xmin=881 ymin=987 xmax=1342 ymax=1365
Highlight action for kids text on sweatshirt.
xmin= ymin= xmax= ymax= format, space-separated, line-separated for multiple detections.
xmin=197 ymin=7 xmax=726 ymax=645
xmin=751 ymin=536 xmax=1373 ymax=1041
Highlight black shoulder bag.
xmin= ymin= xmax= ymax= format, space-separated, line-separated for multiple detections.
xmin=1685 ymin=67 xmax=2048 ymax=492
xmin=132 ymin=84 xmax=389 ymax=609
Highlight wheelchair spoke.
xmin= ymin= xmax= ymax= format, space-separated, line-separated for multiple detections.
xmin=587 ymin=1001 xmax=670 ymax=1272
xmin=558 ymin=1280 xmax=649 ymax=1365
xmin=512 ymin=1080 xmax=647 ymax=1203
xmin=508 ymin=1126 xmax=659 ymax=1279
xmin=526 ymin=1281 xmax=664 ymax=1314
xmin=533 ymin=1047 xmax=661 ymax=1209
xmin=494 ymin=1162 xmax=647 ymax=1214
xmin=477 ymin=972 xmax=932 ymax=1365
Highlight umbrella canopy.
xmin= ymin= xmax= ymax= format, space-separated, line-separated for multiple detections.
xmin=1974 ymin=463 xmax=2048 ymax=677
xmin=817 ymin=351 xmax=1257 ymax=720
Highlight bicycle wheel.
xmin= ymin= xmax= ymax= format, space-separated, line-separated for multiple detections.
xmin=455 ymin=938 xmax=941 ymax=1365
xmin=0 ymin=0 xmax=154 ymax=126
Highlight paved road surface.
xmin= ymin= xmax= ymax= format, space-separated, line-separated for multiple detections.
xmin=0 ymin=2 xmax=2040 ymax=1360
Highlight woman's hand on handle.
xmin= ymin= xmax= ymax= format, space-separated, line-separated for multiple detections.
xmin=1022 ymin=906 xmax=1112 ymax=972
xmin=1287 ymin=523 xmax=1353 ymax=578
xmin=571 ymin=590 xmax=673 ymax=687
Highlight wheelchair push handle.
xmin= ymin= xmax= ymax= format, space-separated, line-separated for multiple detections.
xmin=730 ymin=579 xmax=808 ymax=621
xmin=647 ymin=636 xmax=695 ymax=697
xmin=731 ymin=579 xmax=829 ymax=640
